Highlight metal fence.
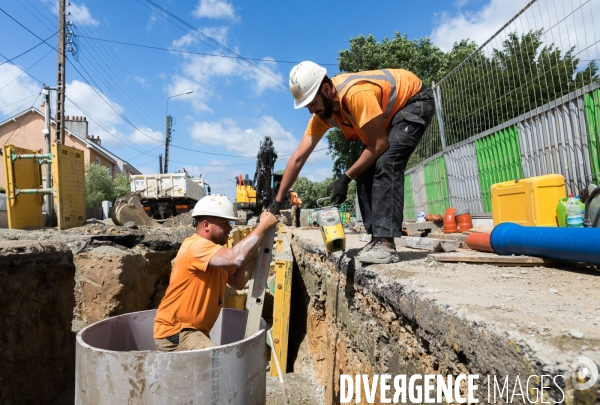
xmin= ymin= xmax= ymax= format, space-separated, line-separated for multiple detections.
xmin=405 ymin=0 xmax=600 ymax=218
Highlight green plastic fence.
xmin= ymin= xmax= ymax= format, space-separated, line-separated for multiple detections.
xmin=584 ymin=89 xmax=600 ymax=184
xmin=403 ymin=174 xmax=415 ymax=219
xmin=423 ymin=156 xmax=450 ymax=215
xmin=475 ymin=125 xmax=524 ymax=212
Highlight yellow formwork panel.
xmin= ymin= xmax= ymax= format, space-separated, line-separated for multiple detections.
xmin=52 ymin=143 xmax=86 ymax=230
xmin=223 ymin=285 xmax=247 ymax=310
xmin=2 ymin=145 xmax=44 ymax=229
xmin=270 ymin=259 xmax=293 ymax=377
xmin=227 ymin=228 xmax=241 ymax=248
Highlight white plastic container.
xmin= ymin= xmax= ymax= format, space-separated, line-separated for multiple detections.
xmin=416 ymin=212 xmax=426 ymax=222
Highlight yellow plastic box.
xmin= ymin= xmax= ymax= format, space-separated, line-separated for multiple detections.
xmin=491 ymin=174 xmax=566 ymax=226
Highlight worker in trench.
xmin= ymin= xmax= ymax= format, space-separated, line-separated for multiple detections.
xmin=289 ymin=188 xmax=303 ymax=228
xmin=268 ymin=62 xmax=435 ymax=264
xmin=154 ymin=194 xmax=278 ymax=351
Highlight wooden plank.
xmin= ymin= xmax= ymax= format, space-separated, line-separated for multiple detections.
xmin=431 ymin=253 xmax=573 ymax=266
xmin=243 ymin=227 xmax=276 ymax=337
xmin=403 ymin=237 xmax=459 ymax=252
xmin=270 ymin=259 xmax=293 ymax=377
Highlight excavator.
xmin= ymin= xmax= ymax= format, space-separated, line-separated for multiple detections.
xmin=235 ymin=136 xmax=283 ymax=221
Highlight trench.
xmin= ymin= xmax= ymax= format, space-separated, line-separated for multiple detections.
xmin=1 ymin=224 xmax=598 ymax=405
xmin=284 ymin=230 xmax=599 ymax=405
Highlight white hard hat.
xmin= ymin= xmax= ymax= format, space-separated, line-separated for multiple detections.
xmin=191 ymin=194 xmax=238 ymax=220
xmin=289 ymin=61 xmax=327 ymax=109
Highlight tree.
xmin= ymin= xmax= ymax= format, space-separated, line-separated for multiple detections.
xmin=112 ymin=173 xmax=131 ymax=200
xmin=326 ymin=128 xmax=364 ymax=177
xmin=85 ymin=164 xmax=132 ymax=207
xmin=292 ymin=176 xmax=356 ymax=209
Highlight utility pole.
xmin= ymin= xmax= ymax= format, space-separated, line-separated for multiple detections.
xmin=164 ymin=115 xmax=172 ymax=173
xmin=55 ymin=0 xmax=66 ymax=144
xmin=42 ymin=87 xmax=54 ymax=226
xmin=159 ymin=154 xmax=163 ymax=174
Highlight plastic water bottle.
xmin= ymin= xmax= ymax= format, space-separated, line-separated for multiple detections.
xmin=566 ymin=194 xmax=583 ymax=227
xmin=575 ymin=196 xmax=585 ymax=218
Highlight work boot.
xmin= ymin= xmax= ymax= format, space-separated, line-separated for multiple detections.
xmin=356 ymin=237 xmax=398 ymax=264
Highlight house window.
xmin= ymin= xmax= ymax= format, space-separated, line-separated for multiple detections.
xmin=106 ymin=165 xmax=112 ymax=177
xmin=95 ymin=157 xmax=101 ymax=165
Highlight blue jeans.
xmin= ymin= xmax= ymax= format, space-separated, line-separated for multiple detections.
xmin=355 ymin=85 xmax=435 ymax=237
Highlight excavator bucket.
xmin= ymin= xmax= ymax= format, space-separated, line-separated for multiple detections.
xmin=111 ymin=192 xmax=162 ymax=228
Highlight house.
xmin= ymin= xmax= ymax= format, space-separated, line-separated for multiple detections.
xmin=0 ymin=103 xmax=141 ymax=189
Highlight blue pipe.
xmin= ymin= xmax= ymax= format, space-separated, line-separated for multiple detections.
xmin=490 ymin=223 xmax=600 ymax=266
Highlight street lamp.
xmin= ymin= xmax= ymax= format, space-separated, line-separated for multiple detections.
xmin=164 ymin=90 xmax=193 ymax=173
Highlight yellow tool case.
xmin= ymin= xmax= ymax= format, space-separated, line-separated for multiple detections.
xmin=491 ymin=174 xmax=566 ymax=226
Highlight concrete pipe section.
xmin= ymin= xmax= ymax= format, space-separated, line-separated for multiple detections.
xmin=76 ymin=309 xmax=267 ymax=404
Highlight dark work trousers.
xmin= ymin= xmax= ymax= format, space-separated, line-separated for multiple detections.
xmin=355 ymin=85 xmax=436 ymax=238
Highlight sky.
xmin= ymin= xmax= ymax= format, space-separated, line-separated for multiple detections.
xmin=0 ymin=0 xmax=554 ymax=200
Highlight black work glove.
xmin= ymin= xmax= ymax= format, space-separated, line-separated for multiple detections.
xmin=326 ymin=174 xmax=352 ymax=205
xmin=267 ymin=200 xmax=282 ymax=215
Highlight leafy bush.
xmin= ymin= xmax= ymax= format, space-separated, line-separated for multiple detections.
xmin=85 ymin=164 xmax=131 ymax=207
xmin=0 ymin=187 xmax=5 ymax=194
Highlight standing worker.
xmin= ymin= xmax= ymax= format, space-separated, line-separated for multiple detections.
xmin=268 ymin=62 xmax=435 ymax=264
xmin=154 ymin=194 xmax=278 ymax=351
xmin=289 ymin=188 xmax=303 ymax=228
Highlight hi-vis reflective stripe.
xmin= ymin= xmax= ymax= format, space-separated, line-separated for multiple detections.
xmin=335 ymin=69 xmax=398 ymax=126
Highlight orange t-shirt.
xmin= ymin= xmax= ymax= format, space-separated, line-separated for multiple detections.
xmin=154 ymin=234 xmax=236 ymax=339
xmin=305 ymin=69 xmax=422 ymax=145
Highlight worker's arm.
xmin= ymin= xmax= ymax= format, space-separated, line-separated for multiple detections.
xmin=344 ymin=115 xmax=389 ymax=179
xmin=209 ymin=211 xmax=279 ymax=269
xmin=274 ymin=134 xmax=322 ymax=203
xmin=227 ymin=252 xmax=257 ymax=290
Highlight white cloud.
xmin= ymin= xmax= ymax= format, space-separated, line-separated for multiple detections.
xmin=172 ymin=32 xmax=199 ymax=49
xmin=305 ymin=138 xmax=330 ymax=165
xmin=199 ymin=26 xmax=229 ymax=45
xmin=193 ymin=0 xmax=237 ymax=20
xmin=246 ymin=57 xmax=284 ymax=96
xmin=303 ymin=167 xmax=332 ymax=182
xmin=430 ymin=0 xmax=524 ymax=51
xmin=68 ymin=3 xmax=99 ymax=27
xmin=129 ymin=126 xmax=163 ymax=146
xmin=0 ymin=64 xmax=41 ymax=117
xmin=167 ymin=75 xmax=213 ymax=113
xmin=431 ymin=0 xmax=600 ymax=67
xmin=65 ymin=80 xmax=124 ymax=146
xmin=147 ymin=14 xmax=158 ymax=31
xmin=190 ymin=116 xmax=298 ymax=157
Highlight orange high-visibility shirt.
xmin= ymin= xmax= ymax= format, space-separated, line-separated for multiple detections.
xmin=154 ymin=234 xmax=236 ymax=338
xmin=305 ymin=69 xmax=422 ymax=145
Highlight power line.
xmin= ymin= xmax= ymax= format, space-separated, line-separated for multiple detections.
xmin=77 ymin=35 xmax=338 ymax=66
xmin=0 ymin=93 xmax=40 ymax=111
xmin=0 ymin=7 xmax=166 ymax=146
xmin=169 ymin=144 xmax=328 ymax=158
xmin=135 ymin=0 xmax=288 ymax=91
xmin=33 ymin=0 xmax=167 ymax=130
xmin=0 ymin=31 xmax=57 ymax=66
xmin=0 ymin=48 xmax=54 ymax=93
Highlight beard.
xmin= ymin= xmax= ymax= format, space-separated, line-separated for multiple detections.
xmin=317 ymin=90 xmax=334 ymax=121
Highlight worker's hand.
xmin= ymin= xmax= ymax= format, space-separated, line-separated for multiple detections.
xmin=259 ymin=210 xmax=279 ymax=229
xmin=266 ymin=200 xmax=281 ymax=215
xmin=326 ymin=174 xmax=352 ymax=205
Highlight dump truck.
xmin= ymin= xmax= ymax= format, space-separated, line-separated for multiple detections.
xmin=129 ymin=173 xmax=208 ymax=222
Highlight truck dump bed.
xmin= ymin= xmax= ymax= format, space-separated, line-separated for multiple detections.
xmin=130 ymin=174 xmax=205 ymax=202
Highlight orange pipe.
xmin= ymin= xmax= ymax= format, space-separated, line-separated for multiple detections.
xmin=466 ymin=233 xmax=495 ymax=253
